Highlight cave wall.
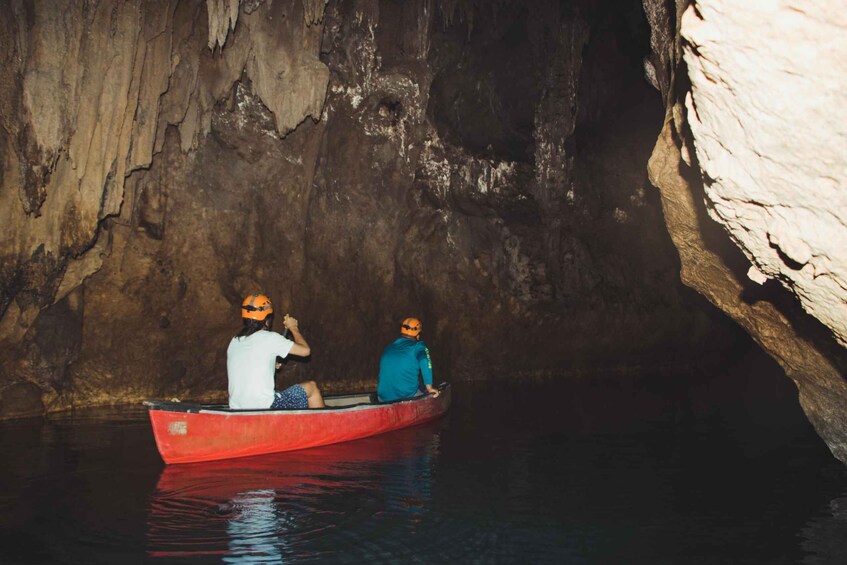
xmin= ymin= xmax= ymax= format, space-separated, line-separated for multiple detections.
xmin=1 ymin=0 xmax=845 ymax=464
xmin=0 ymin=0 xmax=737 ymax=416
xmin=309 ymin=0 xmax=740 ymax=384
xmin=0 ymin=0 xmax=331 ymax=410
xmin=643 ymin=0 xmax=847 ymax=463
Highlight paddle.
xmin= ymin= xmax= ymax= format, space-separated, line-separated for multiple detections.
xmin=275 ymin=315 xmax=291 ymax=371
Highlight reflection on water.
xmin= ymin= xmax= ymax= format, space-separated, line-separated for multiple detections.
xmin=147 ymin=422 xmax=441 ymax=562
xmin=800 ymin=494 xmax=847 ymax=565
xmin=1 ymin=355 xmax=847 ymax=563
xmin=225 ymin=489 xmax=288 ymax=563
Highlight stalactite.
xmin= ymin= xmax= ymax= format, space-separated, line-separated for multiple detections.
xmin=436 ymin=0 xmax=511 ymax=37
xmin=302 ymin=0 xmax=328 ymax=26
xmin=206 ymin=0 xmax=240 ymax=50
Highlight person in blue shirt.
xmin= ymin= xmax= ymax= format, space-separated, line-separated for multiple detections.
xmin=377 ymin=317 xmax=440 ymax=402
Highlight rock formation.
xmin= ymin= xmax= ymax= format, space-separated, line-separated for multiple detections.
xmin=644 ymin=0 xmax=847 ymax=463
xmin=0 ymin=0 xmax=844 ymax=464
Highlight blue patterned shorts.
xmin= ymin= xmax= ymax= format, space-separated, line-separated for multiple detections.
xmin=271 ymin=384 xmax=308 ymax=409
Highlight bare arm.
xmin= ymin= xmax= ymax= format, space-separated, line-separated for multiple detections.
xmin=283 ymin=315 xmax=311 ymax=357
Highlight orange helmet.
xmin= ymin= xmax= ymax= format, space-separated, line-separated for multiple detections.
xmin=241 ymin=294 xmax=273 ymax=320
xmin=400 ymin=317 xmax=422 ymax=337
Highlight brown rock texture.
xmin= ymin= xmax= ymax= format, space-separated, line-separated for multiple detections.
xmin=0 ymin=0 xmax=734 ymax=412
xmin=0 ymin=0 xmax=331 ymax=407
xmin=6 ymin=0 xmax=844 ymax=468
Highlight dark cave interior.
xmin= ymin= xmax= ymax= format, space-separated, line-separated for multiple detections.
xmin=0 ymin=0 xmax=752 ymax=414
xmin=3 ymin=0 xmax=847 ymax=472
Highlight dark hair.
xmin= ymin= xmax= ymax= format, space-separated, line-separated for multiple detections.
xmin=236 ymin=314 xmax=273 ymax=338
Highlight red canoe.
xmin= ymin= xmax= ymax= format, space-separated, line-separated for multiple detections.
xmin=145 ymin=385 xmax=451 ymax=464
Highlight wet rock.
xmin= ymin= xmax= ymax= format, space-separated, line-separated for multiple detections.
xmin=0 ymin=382 xmax=44 ymax=420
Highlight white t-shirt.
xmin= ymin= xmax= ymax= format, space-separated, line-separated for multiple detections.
xmin=227 ymin=331 xmax=295 ymax=409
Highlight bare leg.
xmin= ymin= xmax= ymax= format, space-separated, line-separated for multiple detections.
xmin=300 ymin=380 xmax=325 ymax=408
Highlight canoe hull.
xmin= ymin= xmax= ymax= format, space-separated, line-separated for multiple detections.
xmin=147 ymin=386 xmax=451 ymax=464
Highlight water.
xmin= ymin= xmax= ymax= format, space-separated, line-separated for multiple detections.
xmin=1 ymin=354 xmax=846 ymax=563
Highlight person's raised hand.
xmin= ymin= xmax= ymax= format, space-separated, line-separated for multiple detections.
xmin=283 ymin=314 xmax=299 ymax=333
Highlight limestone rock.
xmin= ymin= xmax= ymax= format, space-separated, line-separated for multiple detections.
xmin=0 ymin=0 xmax=328 ymax=329
xmin=206 ymin=0 xmax=240 ymax=49
xmin=0 ymin=0 xmax=759 ymax=442
xmin=644 ymin=0 xmax=847 ymax=464
xmin=681 ymin=0 xmax=847 ymax=348
xmin=649 ymin=119 xmax=847 ymax=464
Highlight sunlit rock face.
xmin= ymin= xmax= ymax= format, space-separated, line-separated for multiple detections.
xmin=1 ymin=0 xmax=741 ymax=417
xmin=644 ymin=0 xmax=847 ymax=463
xmin=683 ymin=1 xmax=847 ymax=346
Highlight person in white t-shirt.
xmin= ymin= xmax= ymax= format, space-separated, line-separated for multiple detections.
xmin=227 ymin=294 xmax=325 ymax=410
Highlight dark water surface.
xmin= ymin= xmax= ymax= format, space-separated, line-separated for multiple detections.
xmin=1 ymin=353 xmax=846 ymax=564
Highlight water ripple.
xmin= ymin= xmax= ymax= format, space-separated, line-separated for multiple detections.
xmin=146 ymin=422 xmax=444 ymax=561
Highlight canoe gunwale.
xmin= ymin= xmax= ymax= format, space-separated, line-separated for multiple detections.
xmin=143 ymin=383 xmax=450 ymax=415
xmin=142 ymin=383 xmax=450 ymax=415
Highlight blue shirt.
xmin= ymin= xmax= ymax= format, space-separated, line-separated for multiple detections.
xmin=377 ymin=337 xmax=433 ymax=402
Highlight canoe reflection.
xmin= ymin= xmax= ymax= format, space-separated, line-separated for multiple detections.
xmin=147 ymin=420 xmax=444 ymax=561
